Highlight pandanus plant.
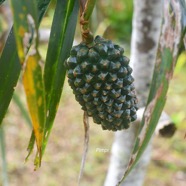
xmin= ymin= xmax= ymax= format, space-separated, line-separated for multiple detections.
xmin=0 ymin=0 xmax=185 ymax=185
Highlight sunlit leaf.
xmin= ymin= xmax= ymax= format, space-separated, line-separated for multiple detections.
xmin=23 ymin=53 xmax=46 ymax=165
xmin=42 ymin=0 xmax=79 ymax=154
xmin=117 ymin=1 xmax=186 ymax=185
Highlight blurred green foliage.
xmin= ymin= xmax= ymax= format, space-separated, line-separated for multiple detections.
xmin=175 ymin=52 xmax=186 ymax=73
xmin=167 ymin=52 xmax=186 ymax=128
xmin=99 ymin=0 xmax=133 ymax=42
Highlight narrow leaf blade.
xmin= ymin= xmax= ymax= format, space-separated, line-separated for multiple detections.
xmin=23 ymin=53 xmax=46 ymax=164
xmin=10 ymin=0 xmax=47 ymax=164
xmin=43 ymin=0 xmax=79 ymax=153
xmin=0 ymin=29 xmax=21 ymax=126
xmin=118 ymin=1 xmax=186 ymax=184
xmin=25 ymin=130 xmax=36 ymax=162
xmin=0 ymin=0 xmax=51 ymax=126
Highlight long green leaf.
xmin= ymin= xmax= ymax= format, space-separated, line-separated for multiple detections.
xmin=42 ymin=0 xmax=79 ymax=153
xmin=0 ymin=0 xmax=51 ymax=126
xmin=0 ymin=126 xmax=8 ymax=186
xmin=0 ymin=29 xmax=21 ymax=126
xmin=118 ymin=1 xmax=186 ymax=184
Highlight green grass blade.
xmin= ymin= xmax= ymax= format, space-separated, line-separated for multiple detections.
xmin=117 ymin=1 xmax=186 ymax=184
xmin=37 ymin=0 xmax=51 ymax=23
xmin=0 ymin=29 xmax=21 ymax=126
xmin=13 ymin=93 xmax=32 ymax=128
xmin=25 ymin=130 xmax=35 ymax=162
xmin=0 ymin=126 xmax=9 ymax=186
xmin=0 ymin=1 xmax=51 ymax=126
xmin=43 ymin=0 xmax=79 ymax=154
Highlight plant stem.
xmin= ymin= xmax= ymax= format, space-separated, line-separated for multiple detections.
xmin=80 ymin=0 xmax=97 ymax=44
xmin=78 ymin=111 xmax=89 ymax=185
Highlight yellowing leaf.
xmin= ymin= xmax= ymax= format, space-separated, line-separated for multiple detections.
xmin=23 ymin=53 xmax=46 ymax=165
xmin=10 ymin=0 xmax=38 ymax=64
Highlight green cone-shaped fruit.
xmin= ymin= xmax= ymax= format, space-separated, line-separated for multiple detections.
xmin=65 ymin=36 xmax=138 ymax=131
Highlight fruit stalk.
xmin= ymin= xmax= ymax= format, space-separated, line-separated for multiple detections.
xmin=79 ymin=0 xmax=97 ymax=45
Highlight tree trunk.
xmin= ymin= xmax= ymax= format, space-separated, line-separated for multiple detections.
xmin=104 ymin=0 xmax=162 ymax=185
